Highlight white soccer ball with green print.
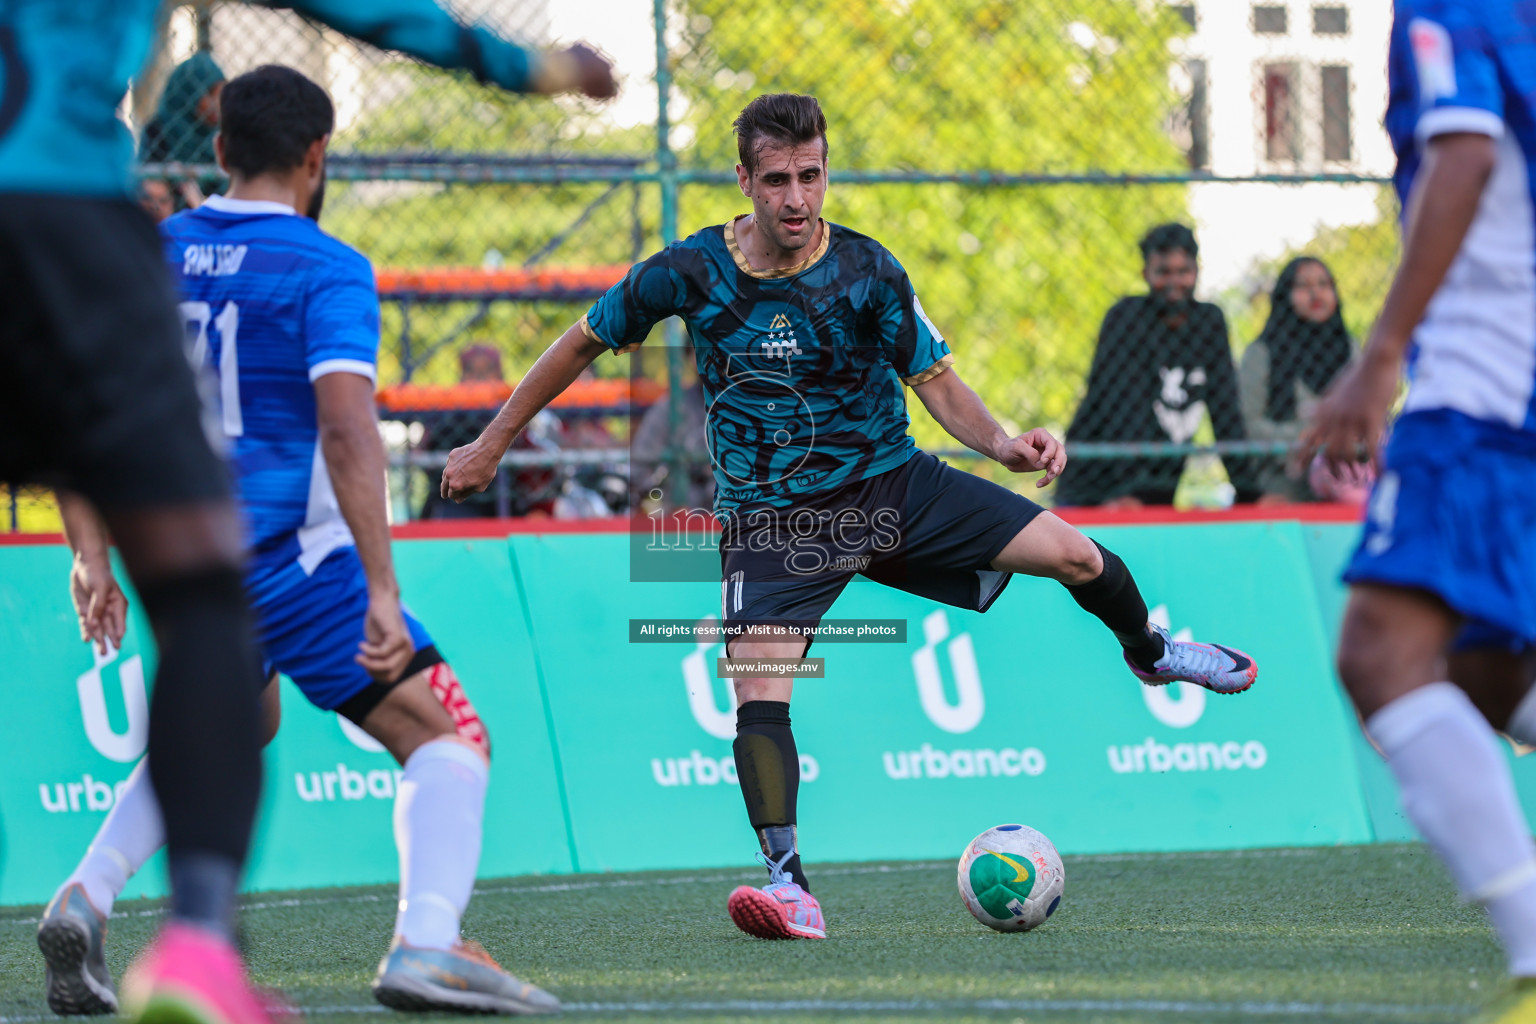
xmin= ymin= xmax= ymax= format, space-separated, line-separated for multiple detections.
xmin=957 ymin=823 xmax=1064 ymax=932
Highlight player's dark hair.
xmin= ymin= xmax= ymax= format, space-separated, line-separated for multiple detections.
xmin=733 ymin=93 xmax=828 ymax=174
xmin=1138 ymin=222 xmax=1199 ymax=262
xmin=218 ymin=65 xmax=334 ymax=178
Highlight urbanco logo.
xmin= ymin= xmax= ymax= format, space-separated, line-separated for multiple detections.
xmin=1141 ymin=605 xmax=1204 ymax=729
xmin=883 ymin=610 xmax=1046 ymax=781
xmin=284 ymin=705 xmax=395 ymax=804
xmin=912 ymin=610 xmax=983 ymax=733
xmin=682 ymin=617 xmax=735 ymax=740
xmin=78 ymin=645 xmax=148 ymax=762
xmin=1108 ymin=605 xmax=1266 ymax=775
xmin=40 ymin=647 xmax=146 ymax=814
xmin=657 ymin=614 xmax=818 ymax=787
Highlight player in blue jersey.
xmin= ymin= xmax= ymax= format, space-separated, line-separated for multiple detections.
xmin=12 ymin=3 xmax=611 ymax=1021
xmin=1302 ymin=2 xmax=1536 ymax=1020
xmin=41 ymin=66 xmax=561 ymax=1016
xmin=440 ymin=93 xmax=1259 ymax=941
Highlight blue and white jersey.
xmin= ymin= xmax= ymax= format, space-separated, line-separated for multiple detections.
xmin=1387 ymin=0 xmax=1536 ymax=430
xmin=161 ymin=195 xmax=380 ymax=586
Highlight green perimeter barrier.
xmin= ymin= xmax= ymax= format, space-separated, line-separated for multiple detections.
xmin=1299 ymin=523 xmax=1536 ymax=845
xmin=0 ymin=539 xmax=569 ymax=906
xmin=513 ymin=522 xmax=1372 ymax=876
xmin=8 ymin=517 xmax=1531 ymax=905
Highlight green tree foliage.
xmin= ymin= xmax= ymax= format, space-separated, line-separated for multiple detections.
xmin=673 ymin=0 xmax=1194 ymax=450
xmin=319 ymin=3 xmax=1200 ymax=460
xmin=1222 ymin=187 xmax=1400 ymax=352
xmin=321 ymin=70 xmax=659 ymax=383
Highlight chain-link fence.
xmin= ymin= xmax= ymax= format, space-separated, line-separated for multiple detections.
xmin=4 ymin=0 xmax=1399 ymax=530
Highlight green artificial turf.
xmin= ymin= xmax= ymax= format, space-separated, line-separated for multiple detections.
xmin=0 ymin=845 xmax=1508 ymax=1024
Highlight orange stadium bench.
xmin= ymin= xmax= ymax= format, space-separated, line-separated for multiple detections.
xmin=377 ymin=377 xmax=666 ymax=416
xmin=375 ymin=265 xmax=630 ymax=304
xmin=373 ymin=264 xmax=633 ymax=382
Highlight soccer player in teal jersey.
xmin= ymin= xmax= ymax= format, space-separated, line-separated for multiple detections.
xmin=4 ymin=4 xmax=610 ymax=1023
xmin=442 ymin=94 xmax=1258 ymax=941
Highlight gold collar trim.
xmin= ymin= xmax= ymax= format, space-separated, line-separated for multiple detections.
xmin=724 ymin=215 xmax=830 ymax=279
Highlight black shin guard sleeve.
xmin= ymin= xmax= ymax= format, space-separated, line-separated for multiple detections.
xmin=140 ymin=567 xmax=264 ymax=870
xmin=1064 ymin=542 xmax=1162 ymax=661
xmin=733 ymin=700 xmax=809 ymax=890
xmin=733 ymin=700 xmax=798 ymax=829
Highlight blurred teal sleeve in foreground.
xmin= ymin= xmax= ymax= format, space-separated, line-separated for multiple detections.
xmin=274 ymin=0 xmax=539 ymax=93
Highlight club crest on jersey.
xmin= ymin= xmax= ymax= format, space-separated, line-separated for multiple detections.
xmin=1409 ymin=17 xmax=1457 ymax=101
xmin=761 ymin=314 xmax=802 ymax=360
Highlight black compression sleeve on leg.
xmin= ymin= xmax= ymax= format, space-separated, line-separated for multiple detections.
xmin=139 ymin=566 xmax=264 ymax=939
xmin=1063 ymin=542 xmax=1164 ymax=671
xmin=733 ymin=700 xmax=810 ymax=890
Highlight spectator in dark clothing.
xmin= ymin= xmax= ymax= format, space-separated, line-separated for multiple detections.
xmin=418 ymin=345 xmax=563 ymax=519
xmin=1239 ymin=256 xmax=1365 ymax=502
xmin=140 ymin=53 xmax=225 ymax=165
xmin=1056 ymin=223 xmax=1259 ymax=507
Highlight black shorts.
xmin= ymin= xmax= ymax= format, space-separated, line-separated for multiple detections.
xmin=719 ymin=451 xmax=1045 ymax=651
xmin=0 ymin=195 xmax=227 ymax=510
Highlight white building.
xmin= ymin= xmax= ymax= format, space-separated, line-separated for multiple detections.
xmin=1168 ymin=0 xmax=1395 ymax=291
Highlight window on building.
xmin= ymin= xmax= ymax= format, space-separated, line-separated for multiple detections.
xmin=1313 ymin=5 xmax=1348 ymax=35
xmin=1321 ymin=65 xmax=1352 ymax=161
xmin=1253 ymin=5 xmax=1288 ymax=34
xmin=1168 ymin=59 xmax=1210 ymax=170
xmin=1187 ymin=60 xmax=1210 ymax=170
xmin=1173 ymin=4 xmax=1197 ymax=29
xmin=1263 ymin=63 xmax=1300 ymax=162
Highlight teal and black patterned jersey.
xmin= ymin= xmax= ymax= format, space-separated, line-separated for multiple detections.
xmin=582 ymin=217 xmax=954 ymax=513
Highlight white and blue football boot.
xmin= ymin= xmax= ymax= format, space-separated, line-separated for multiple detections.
xmin=1126 ymin=622 xmax=1257 ymax=695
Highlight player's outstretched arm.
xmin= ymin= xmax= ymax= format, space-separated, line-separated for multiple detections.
xmin=314 ymin=372 xmax=414 ymax=682
xmin=273 ymin=0 xmax=617 ymax=98
xmin=1300 ymin=132 xmax=1497 ymax=472
xmin=912 ymin=366 xmax=1066 ymax=487
xmin=57 ymin=490 xmax=128 ymax=656
xmin=441 ymin=322 xmax=607 ymax=502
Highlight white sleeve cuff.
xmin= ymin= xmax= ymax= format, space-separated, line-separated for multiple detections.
xmin=308 ymin=358 xmax=377 ymax=383
xmin=1417 ymin=106 xmax=1504 ymax=144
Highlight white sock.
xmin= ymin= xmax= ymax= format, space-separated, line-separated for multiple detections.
xmin=393 ymin=739 xmax=488 ymax=950
xmin=1368 ymin=683 xmax=1536 ymax=975
xmin=58 ymin=759 xmax=165 ymax=918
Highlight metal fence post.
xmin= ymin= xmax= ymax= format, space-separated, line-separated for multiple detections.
xmin=654 ymin=0 xmax=689 ymax=515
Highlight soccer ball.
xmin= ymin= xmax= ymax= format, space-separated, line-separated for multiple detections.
xmin=957 ymin=824 xmax=1065 ymax=932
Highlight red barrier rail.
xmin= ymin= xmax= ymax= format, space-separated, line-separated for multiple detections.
xmin=0 ymin=503 xmax=1364 ymax=548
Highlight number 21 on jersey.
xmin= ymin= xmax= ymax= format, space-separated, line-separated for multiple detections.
xmin=179 ymin=301 xmax=243 ymax=437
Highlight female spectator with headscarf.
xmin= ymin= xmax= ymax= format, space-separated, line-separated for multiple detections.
xmin=140 ymin=52 xmax=225 ymax=166
xmin=1240 ymin=256 xmax=1369 ymax=502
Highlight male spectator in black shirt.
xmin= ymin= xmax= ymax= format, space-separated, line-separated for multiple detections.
xmin=1056 ymin=223 xmax=1259 ymax=507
